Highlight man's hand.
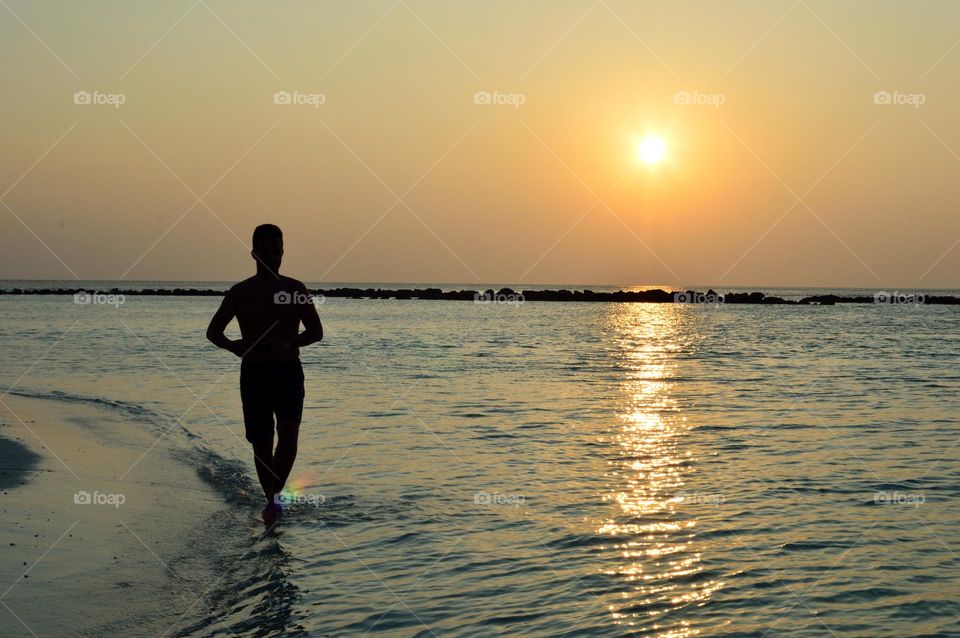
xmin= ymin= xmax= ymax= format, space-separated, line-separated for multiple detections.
xmin=226 ymin=339 xmax=248 ymax=358
xmin=295 ymin=286 xmax=323 ymax=347
xmin=207 ymin=292 xmax=243 ymax=356
xmin=262 ymin=336 xmax=295 ymax=353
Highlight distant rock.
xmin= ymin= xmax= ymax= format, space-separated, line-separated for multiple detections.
xmin=1 ymin=286 xmax=959 ymax=306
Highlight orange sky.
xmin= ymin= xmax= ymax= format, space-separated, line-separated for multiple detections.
xmin=1 ymin=1 xmax=959 ymax=288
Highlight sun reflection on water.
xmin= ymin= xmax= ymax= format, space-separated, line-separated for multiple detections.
xmin=599 ymin=305 xmax=722 ymax=635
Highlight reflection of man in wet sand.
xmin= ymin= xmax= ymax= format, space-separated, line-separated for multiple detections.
xmin=206 ymin=224 xmax=323 ymax=526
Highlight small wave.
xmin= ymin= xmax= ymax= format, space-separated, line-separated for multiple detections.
xmin=808 ymin=586 xmax=909 ymax=604
xmin=7 ymin=387 xmax=160 ymax=421
xmin=193 ymin=451 xmax=262 ymax=507
xmin=691 ymin=424 xmax=736 ymax=431
xmin=6 ymin=386 xmax=199 ymax=440
xmin=779 ymin=540 xmax=857 ymax=551
xmin=347 ymin=608 xmax=431 ymax=635
xmin=887 ymin=599 xmax=960 ymax=620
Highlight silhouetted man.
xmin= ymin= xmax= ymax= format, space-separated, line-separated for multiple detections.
xmin=206 ymin=224 xmax=323 ymax=526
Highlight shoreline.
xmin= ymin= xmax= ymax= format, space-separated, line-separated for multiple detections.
xmin=1 ymin=286 xmax=958 ymax=305
xmin=0 ymin=393 xmax=257 ymax=636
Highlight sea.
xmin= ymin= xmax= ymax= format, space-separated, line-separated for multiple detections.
xmin=1 ymin=280 xmax=959 ymax=637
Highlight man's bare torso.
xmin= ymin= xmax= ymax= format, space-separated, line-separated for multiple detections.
xmin=229 ymin=275 xmax=307 ymax=363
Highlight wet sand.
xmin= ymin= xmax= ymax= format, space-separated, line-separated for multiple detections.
xmin=0 ymin=394 xmax=236 ymax=636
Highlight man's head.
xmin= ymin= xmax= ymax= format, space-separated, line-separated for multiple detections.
xmin=252 ymin=224 xmax=283 ymax=274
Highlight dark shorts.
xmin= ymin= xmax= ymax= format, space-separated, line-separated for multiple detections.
xmin=239 ymin=359 xmax=304 ymax=444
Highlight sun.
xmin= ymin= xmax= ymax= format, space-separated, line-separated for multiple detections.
xmin=637 ymin=136 xmax=666 ymax=165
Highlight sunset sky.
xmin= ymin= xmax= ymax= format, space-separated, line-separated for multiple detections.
xmin=2 ymin=1 xmax=959 ymax=288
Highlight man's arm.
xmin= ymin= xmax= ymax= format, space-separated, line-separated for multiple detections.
xmin=206 ymin=291 xmax=246 ymax=357
xmin=295 ymin=286 xmax=323 ymax=348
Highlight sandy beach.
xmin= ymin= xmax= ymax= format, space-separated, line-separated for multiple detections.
xmin=0 ymin=394 xmax=244 ymax=637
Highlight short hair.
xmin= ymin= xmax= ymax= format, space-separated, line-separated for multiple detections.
xmin=252 ymin=224 xmax=282 ymax=249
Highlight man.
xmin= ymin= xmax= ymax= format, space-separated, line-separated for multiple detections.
xmin=206 ymin=224 xmax=323 ymax=526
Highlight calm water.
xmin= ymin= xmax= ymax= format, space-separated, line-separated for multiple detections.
xmin=1 ymin=286 xmax=959 ymax=636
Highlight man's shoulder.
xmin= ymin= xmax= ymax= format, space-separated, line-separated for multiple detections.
xmin=278 ymin=275 xmax=308 ymax=291
xmin=233 ymin=276 xmax=260 ymax=288
xmin=226 ymin=275 xmax=306 ymax=298
xmin=226 ymin=277 xmax=256 ymax=296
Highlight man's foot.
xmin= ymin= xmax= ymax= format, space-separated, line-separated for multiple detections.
xmin=262 ymin=502 xmax=282 ymax=527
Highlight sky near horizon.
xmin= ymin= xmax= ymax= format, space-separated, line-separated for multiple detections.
xmin=1 ymin=1 xmax=959 ymax=288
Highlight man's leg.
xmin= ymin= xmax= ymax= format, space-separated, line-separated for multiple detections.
xmin=251 ymin=434 xmax=276 ymax=503
xmin=270 ymin=360 xmax=304 ymax=501
xmin=241 ymin=361 xmax=278 ymax=505
xmin=271 ymin=420 xmax=299 ymax=499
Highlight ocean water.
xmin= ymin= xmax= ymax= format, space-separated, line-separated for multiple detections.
xmin=1 ymin=285 xmax=959 ymax=636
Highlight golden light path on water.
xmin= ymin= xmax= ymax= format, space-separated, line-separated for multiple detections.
xmin=599 ymin=305 xmax=723 ymax=636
